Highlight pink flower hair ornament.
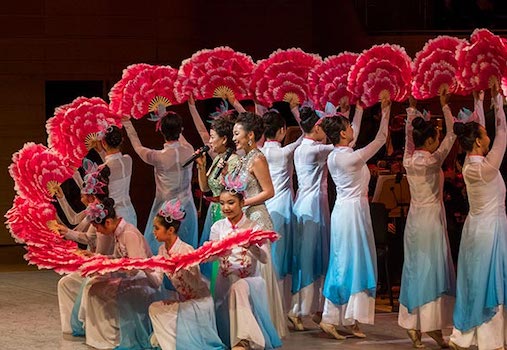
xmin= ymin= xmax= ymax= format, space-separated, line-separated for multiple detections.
xmin=208 ymin=99 xmax=235 ymax=121
xmin=85 ymin=201 xmax=108 ymax=224
xmin=158 ymin=199 xmax=186 ymax=223
xmin=222 ymin=173 xmax=247 ymax=196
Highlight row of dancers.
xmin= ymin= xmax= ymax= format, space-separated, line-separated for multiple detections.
xmin=54 ymin=84 xmax=507 ymax=350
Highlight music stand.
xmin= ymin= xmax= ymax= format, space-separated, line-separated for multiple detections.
xmin=372 ymin=174 xmax=410 ymax=218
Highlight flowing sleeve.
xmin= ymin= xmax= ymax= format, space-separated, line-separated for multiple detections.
xmin=474 ymin=93 xmax=486 ymax=127
xmin=231 ymin=99 xmax=246 ymax=113
xmin=291 ymin=106 xmax=301 ymax=123
xmin=124 ymin=230 xmax=151 ymax=258
xmin=431 ymin=104 xmax=457 ymax=165
xmin=56 ymin=195 xmax=86 ymax=225
xmin=123 ymin=119 xmax=156 ymax=165
xmin=355 ymin=105 xmax=390 ymax=162
xmin=481 ymin=94 xmax=507 ymax=181
xmin=64 ymin=225 xmax=96 ymax=247
xmin=282 ymin=134 xmax=304 ymax=154
xmin=145 ymin=247 xmax=165 ymax=288
xmin=349 ymin=105 xmax=364 ymax=148
xmin=403 ymin=107 xmax=417 ymax=167
xmin=188 ymin=102 xmax=210 ymax=144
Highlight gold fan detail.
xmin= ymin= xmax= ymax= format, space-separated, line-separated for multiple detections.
xmin=214 ymin=86 xmax=234 ymax=99
xmin=149 ymin=96 xmax=172 ymax=113
xmin=283 ymin=92 xmax=300 ymax=105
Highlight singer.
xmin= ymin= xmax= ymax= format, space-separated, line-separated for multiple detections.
xmin=123 ymin=111 xmax=198 ymax=253
xmin=188 ymin=97 xmax=239 ymax=291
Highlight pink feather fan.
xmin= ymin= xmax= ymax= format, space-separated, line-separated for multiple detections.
xmin=308 ymin=52 xmax=359 ymax=110
xmin=250 ymin=48 xmax=322 ymax=107
xmin=47 ymin=97 xmax=120 ymax=168
xmin=412 ymin=36 xmax=467 ymax=99
xmin=348 ymin=44 xmax=412 ymax=107
xmin=109 ymin=64 xmax=180 ymax=119
xmin=456 ymin=29 xmax=507 ymax=91
xmin=8 ymin=143 xmax=73 ymax=203
xmin=79 ymin=228 xmax=279 ymax=277
xmin=175 ymin=47 xmax=255 ymax=102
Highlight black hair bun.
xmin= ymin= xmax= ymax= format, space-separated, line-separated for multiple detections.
xmin=412 ymin=116 xmax=426 ymax=130
xmin=102 ymin=197 xmax=115 ymax=209
xmin=453 ymin=122 xmax=466 ymax=137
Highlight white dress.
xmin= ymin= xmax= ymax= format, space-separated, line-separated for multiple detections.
xmin=124 ymin=119 xmax=198 ymax=254
xmin=321 ymin=106 xmax=388 ymax=326
xmin=148 ymin=238 xmax=225 ymax=350
xmin=398 ymin=105 xmax=457 ymax=332
xmin=260 ymin=136 xmax=302 ymax=306
xmin=450 ymin=94 xmax=507 ymax=349
xmin=210 ymin=215 xmax=283 ymax=349
xmin=103 ymin=152 xmax=137 ymax=226
xmin=78 ymin=219 xmax=156 ymax=349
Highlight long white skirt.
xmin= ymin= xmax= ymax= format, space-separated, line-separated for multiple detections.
xmin=398 ymin=295 xmax=454 ymax=332
xmin=450 ymin=305 xmax=507 ymax=349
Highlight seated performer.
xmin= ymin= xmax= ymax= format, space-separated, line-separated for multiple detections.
xmin=210 ymin=175 xmax=282 ymax=350
xmin=147 ymin=199 xmax=225 ymax=350
xmin=77 ymin=198 xmax=158 ymax=350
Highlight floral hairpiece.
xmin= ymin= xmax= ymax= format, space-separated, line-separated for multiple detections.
xmin=208 ymin=99 xmax=234 ymax=122
xmin=95 ymin=119 xmax=114 ymax=140
xmin=456 ymin=107 xmax=479 ymax=124
xmin=81 ymin=159 xmax=106 ymax=195
xmin=222 ymin=173 xmax=247 ymax=196
xmin=85 ymin=201 xmax=108 ymax=223
xmin=148 ymin=96 xmax=174 ymax=131
xmin=158 ymin=199 xmax=186 ymax=223
xmin=315 ymin=102 xmax=339 ymax=125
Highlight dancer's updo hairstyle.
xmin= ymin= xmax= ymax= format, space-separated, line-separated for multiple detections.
xmin=453 ymin=121 xmax=482 ymax=152
xmin=320 ymin=115 xmax=350 ymax=144
xmin=299 ymin=107 xmax=320 ymax=133
xmin=104 ymin=126 xmax=123 ymax=148
xmin=262 ymin=110 xmax=286 ymax=139
xmin=412 ymin=117 xmax=437 ymax=148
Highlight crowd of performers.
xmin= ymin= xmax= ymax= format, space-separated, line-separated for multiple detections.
xmin=53 ymin=83 xmax=507 ymax=350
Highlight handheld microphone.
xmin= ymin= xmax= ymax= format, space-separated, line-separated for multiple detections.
xmin=182 ymin=145 xmax=210 ymax=168
xmin=213 ymin=148 xmax=234 ymax=179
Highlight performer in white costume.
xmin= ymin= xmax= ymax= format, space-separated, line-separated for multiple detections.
xmin=146 ymin=200 xmax=225 ymax=350
xmin=449 ymin=85 xmax=507 ymax=350
xmin=231 ymin=111 xmax=287 ymax=338
xmin=260 ymin=107 xmax=302 ymax=307
xmin=77 ymin=198 xmax=157 ymax=350
xmin=317 ymin=98 xmax=389 ymax=340
xmin=210 ymin=181 xmax=282 ymax=350
xmin=289 ymin=106 xmax=333 ymax=330
xmin=398 ymin=94 xmax=458 ymax=348
xmin=123 ymin=112 xmax=198 ymax=253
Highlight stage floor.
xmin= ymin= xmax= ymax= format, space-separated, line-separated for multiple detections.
xmin=0 ymin=270 xmax=458 ymax=350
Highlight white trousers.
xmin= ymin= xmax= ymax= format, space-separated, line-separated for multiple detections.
xmin=450 ymin=305 xmax=507 ymax=350
xmin=57 ymin=272 xmax=84 ymax=334
xmin=398 ymin=295 xmax=455 ymax=332
xmin=322 ymin=291 xmax=375 ymax=326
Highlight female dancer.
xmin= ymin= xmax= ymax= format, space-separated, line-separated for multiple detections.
xmin=123 ymin=113 xmax=198 ymax=253
xmin=210 ymin=182 xmax=282 ymax=350
xmin=398 ymin=94 xmax=457 ymax=348
xmin=318 ymin=98 xmax=390 ymax=340
xmin=98 ymin=125 xmax=137 ymax=226
xmin=147 ymin=200 xmax=225 ymax=350
xmin=289 ymin=106 xmax=333 ymax=330
xmin=70 ymin=198 xmax=157 ymax=349
xmin=449 ymin=86 xmax=507 ymax=350
xmin=231 ymin=111 xmax=287 ymax=337
xmin=260 ymin=109 xmax=302 ymax=301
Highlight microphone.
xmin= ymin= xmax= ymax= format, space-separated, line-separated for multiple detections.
xmin=213 ymin=148 xmax=234 ymax=179
xmin=182 ymin=145 xmax=210 ymax=168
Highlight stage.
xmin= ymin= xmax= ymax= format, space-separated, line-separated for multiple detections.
xmin=0 ymin=269 xmax=458 ymax=350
